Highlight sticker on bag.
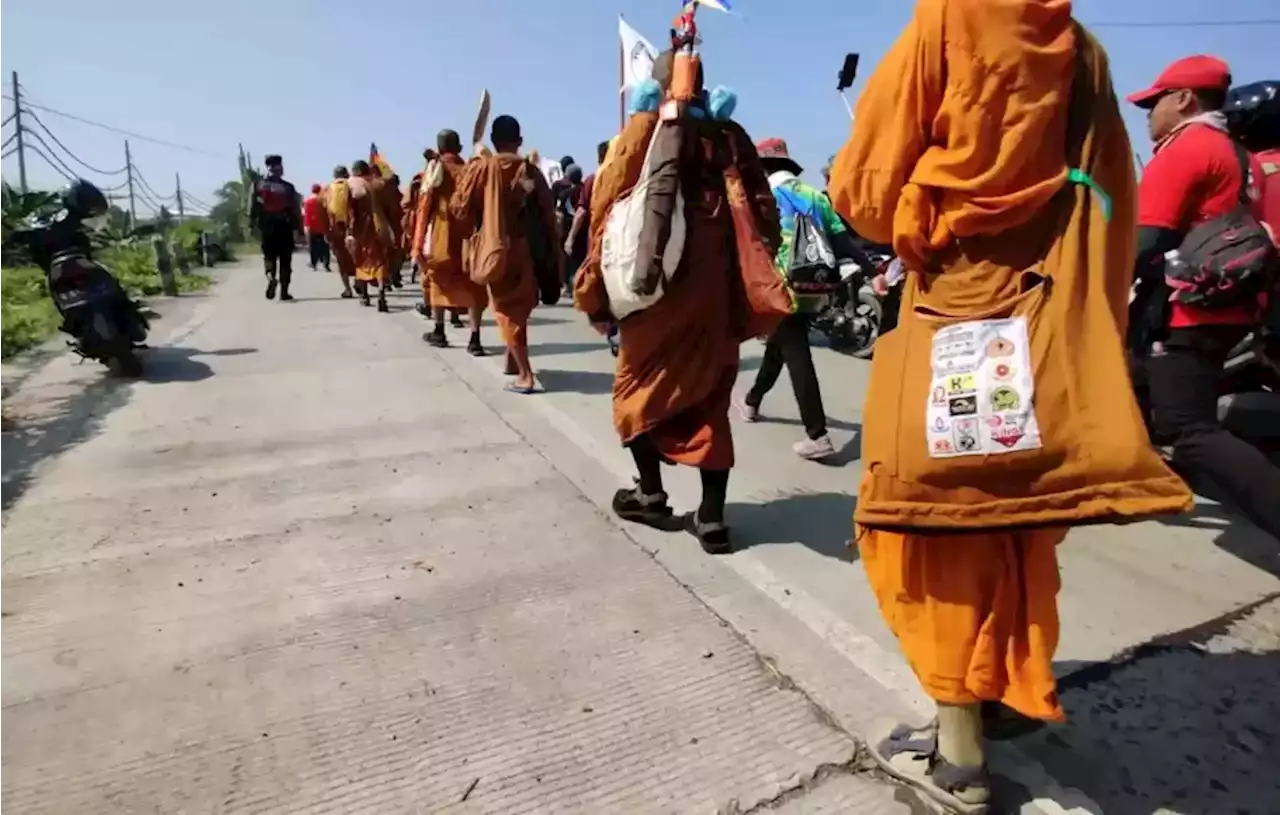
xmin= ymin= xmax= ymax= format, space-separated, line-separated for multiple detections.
xmin=925 ymin=316 xmax=1042 ymax=458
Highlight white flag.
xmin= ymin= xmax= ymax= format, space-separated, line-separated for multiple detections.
xmin=619 ymin=17 xmax=659 ymax=93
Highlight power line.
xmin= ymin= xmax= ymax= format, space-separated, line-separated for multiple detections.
xmin=0 ymin=94 xmax=221 ymax=157
xmin=26 ymin=144 xmax=74 ymax=182
xmin=131 ymin=163 xmax=175 ymax=204
xmin=24 ymin=109 xmax=129 ymax=175
xmin=1 ymin=147 xmax=16 ymax=160
xmin=22 ymin=128 xmax=83 ymax=180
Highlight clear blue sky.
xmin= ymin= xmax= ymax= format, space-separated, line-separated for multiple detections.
xmin=2 ymin=0 xmax=1277 ymax=215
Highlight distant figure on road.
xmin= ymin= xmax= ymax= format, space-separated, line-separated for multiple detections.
xmin=249 ymin=154 xmax=302 ymax=301
xmin=303 ymin=183 xmax=331 ymax=272
xmin=829 ymin=1 xmax=1193 ymax=810
xmin=452 ymin=114 xmax=563 ymax=393
xmin=575 ymin=49 xmax=791 ymax=554
xmin=413 ymin=129 xmax=489 ymax=356
xmin=346 ymin=159 xmax=397 ymax=312
xmin=325 ymin=166 xmax=356 ymax=298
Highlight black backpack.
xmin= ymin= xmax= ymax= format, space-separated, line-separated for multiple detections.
xmin=1165 ymin=145 xmax=1278 ymax=309
xmin=521 ymin=162 xmax=561 ymax=306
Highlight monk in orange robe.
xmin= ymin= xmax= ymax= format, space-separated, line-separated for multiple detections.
xmin=827 ymin=1 xmax=1192 ymax=810
xmin=576 ymin=50 xmax=792 ymax=554
xmin=385 ymin=173 xmax=406 ymax=288
xmin=413 ymin=129 xmax=490 ymax=356
xmin=345 ymin=159 xmax=396 ymax=312
xmin=451 ymin=115 xmax=562 ymax=391
xmin=325 ymin=166 xmax=356 ymax=298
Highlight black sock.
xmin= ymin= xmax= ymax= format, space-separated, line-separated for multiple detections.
xmin=698 ymin=469 xmax=729 ymax=524
xmin=628 ymin=434 xmax=664 ymax=496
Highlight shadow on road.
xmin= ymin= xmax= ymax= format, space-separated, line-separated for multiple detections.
xmin=1023 ymin=594 xmax=1280 ymax=814
xmin=535 ymin=368 xmax=615 ymax=395
xmin=1158 ymin=502 xmax=1280 ymax=579
xmin=141 ymin=346 xmax=257 ymax=384
xmin=2 ymin=375 xmax=130 ymax=513
xmin=729 ymin=491 xmax=858 ymax=562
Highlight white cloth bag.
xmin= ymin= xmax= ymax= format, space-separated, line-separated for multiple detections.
xmin=601 ymin=121 xmax=685 ymax=320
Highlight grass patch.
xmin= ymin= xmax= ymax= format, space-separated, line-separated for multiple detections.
xmin=1 ymin=267 xmax=60 ymax=359
xmin=1 ymin=248 xmax=213 ymax=359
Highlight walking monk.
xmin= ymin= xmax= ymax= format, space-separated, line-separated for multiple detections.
xmin=451 ymin=115 xmax=562 ymax=392
xmin=325 ymin=166 xmax=356 ymax=298
xmin=575 ymin=48 xmax=792 ymax=554
xmin=345 ymin=159 xmax=396 ymax=312
xmin=414 ymin=129 xmax=489 ymax=355
xmin=827 ymin=1 xmax=1192 ymax=810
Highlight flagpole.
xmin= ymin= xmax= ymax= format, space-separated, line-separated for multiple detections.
xmin=618 ymin=15 xmax=626 ymax=131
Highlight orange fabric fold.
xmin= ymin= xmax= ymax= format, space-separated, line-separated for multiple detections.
xmin=859 ymin=527 xmax=1066 ymax=721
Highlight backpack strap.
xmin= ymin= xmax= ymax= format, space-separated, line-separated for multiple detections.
xmin=1231 ymin=142 xmax=1254 ymax=206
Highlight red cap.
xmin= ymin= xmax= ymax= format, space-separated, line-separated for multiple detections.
xmin=755 ymin=138 xmax=803 ymax=174
xmin=1127 ymin=55 xmax=1231 ymax=108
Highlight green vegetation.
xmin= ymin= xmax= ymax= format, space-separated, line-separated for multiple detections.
xmin=1 ymin=267 xmax=62 ymax=359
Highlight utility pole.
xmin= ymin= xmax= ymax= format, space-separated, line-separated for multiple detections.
xmin=12 ymin=71 xmax=28 ymax=193
xmin=124 ymin=140 xmax=137 ymax=229
xmin=175 ymin=171 xmax=185 ymax=223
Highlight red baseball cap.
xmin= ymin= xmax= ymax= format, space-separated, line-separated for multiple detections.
xmin=755 ymin=138 xmax=803 ymax=175
xmin=1127 ymin=55 xmax=1231 ymax=108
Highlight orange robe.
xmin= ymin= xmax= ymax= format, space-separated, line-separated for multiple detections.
xmin=414 ymin=153 xmax=488 ymax=310
xmin=325 ymin=179 xmax=356 ymax=279
xmin=829 ymin=0 xmax=1192 ymax=721
xmin=348 ymin=175 xmax=394 ymax=284
xmin=576 ymin=113 xmax=788 ymax=470
xmin=452 ymin=153 xmax=559 ymax=348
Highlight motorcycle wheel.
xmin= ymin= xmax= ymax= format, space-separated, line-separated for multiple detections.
xmin=848 ymin=288 xmax=884 ymax=359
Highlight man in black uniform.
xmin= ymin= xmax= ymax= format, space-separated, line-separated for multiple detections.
xmin=249 ymin=154 xmax=303 ymax=301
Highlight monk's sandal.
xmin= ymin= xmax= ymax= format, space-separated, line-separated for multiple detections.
xmin=683 ymin=511 xmax=731 ymax=555
xmin=612 ymin=485 xmax=672 ymax=528
xmin=868 ymin=721 xmax=991 ymax=814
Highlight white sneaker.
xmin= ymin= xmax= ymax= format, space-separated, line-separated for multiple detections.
xmin=793 ymin=434 xmax=836 ymax=461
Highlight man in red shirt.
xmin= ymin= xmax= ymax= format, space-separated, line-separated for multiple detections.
xmin=303 ymin=183 xmax=331 ymax=272
xmin=1130 ymin=56 xmax=1280 ymax=541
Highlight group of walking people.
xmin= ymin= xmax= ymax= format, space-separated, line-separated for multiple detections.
xmin=248 ymin=0 xmax=1280 ymax=809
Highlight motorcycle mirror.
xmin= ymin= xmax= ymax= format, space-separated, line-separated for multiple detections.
xmin=837 ymin=53 xmax=860 ymax=91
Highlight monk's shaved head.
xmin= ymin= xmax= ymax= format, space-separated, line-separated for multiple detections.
xmin=437 ymin=129 xmax=462 ymax=154
xmin=351 ymin=159 xmax=371 ymax=176
xmin=333 ymin=165 xmax=349 ymax=179
xmin=491 ymin=115 xmax=522 ymax=151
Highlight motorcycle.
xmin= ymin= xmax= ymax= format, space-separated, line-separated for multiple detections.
xmin=13 ymin=180 xmax=149 ymax=377
xmin=811 ymin=248 xmax=896 ymax=358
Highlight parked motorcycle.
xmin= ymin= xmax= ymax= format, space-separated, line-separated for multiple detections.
xmin=811 ymin=249 xmax=895 ymax=358
xmin=13 ymin=180 xmax=149 ymax=377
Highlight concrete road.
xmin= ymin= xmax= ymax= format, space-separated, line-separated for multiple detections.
xmin=3 ymin=257 xmax=1277 ymax=814
xmin=2 ymin=260 xmax=901 ymax=814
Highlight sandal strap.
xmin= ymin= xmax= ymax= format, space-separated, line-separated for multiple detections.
xmin=878 ymin=722 xmax=938 ymax=760
xmin=930 ymin=756 xmax=991 ymax=795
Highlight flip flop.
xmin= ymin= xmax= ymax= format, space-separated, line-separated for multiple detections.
xmin=504 ymin=383 xmax=540 ymax=395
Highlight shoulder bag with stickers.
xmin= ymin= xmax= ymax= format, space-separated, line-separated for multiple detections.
xmin=853 ymin=26 xmax=1191 ymax=534
xmin=774 ymin=184 xmax=842 ymax=294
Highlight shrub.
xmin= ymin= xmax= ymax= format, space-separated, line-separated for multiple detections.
xmin=1 ymin=267 xmax=59 ymax=359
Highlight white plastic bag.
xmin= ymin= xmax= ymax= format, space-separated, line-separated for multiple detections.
xmin=601 ymin=121 xmax=685 ymax=320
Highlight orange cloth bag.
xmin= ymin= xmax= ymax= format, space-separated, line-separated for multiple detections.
xmin=833 ymin=10 xmax=1191 ymax=533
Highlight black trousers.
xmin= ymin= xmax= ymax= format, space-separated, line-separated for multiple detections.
xmin=261 ymin=230 xmax=294 ymax=295
xmin=1147 ymin=326 xmax=1280 ymax=541
xmin=747 ymin=313 xmax=828 ymax=440
xmin=308 ymin=233 xmax=330 ymax=269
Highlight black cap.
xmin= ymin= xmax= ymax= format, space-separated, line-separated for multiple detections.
xmin=265 ymin=154 xmax=283 ymax=166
